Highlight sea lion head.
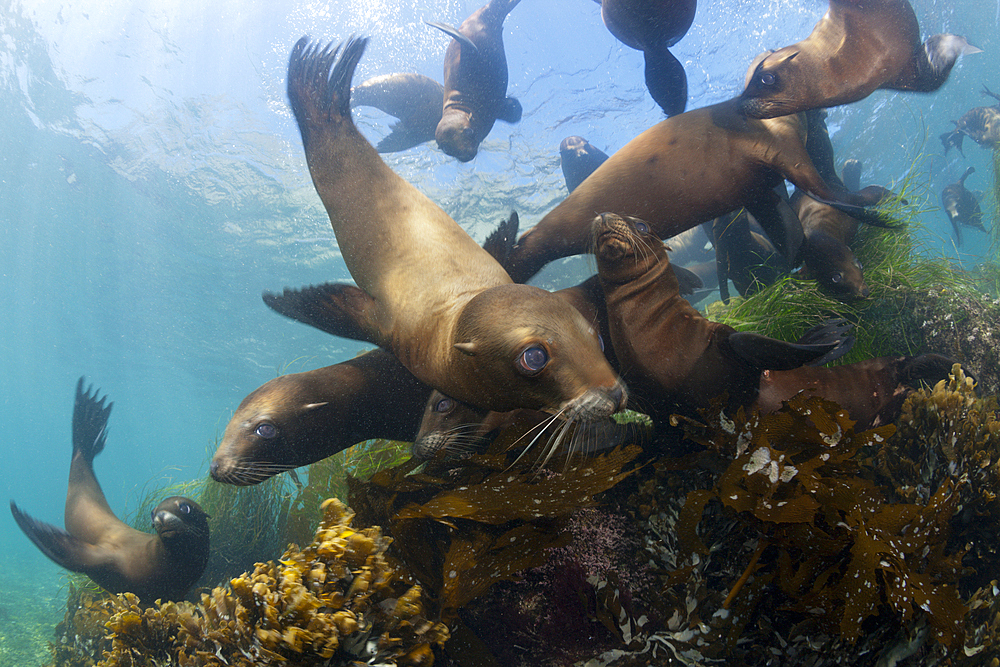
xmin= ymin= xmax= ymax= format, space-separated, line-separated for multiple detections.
xmin=210 ymin=373 xmax=335 ymax=485
xmin=451 ymin=283 xmax=626 ymax=419
xmin=436 ymin=110 xmax=478 ymax=162
xmin=738 ymin=47 xmax=803 ymax=119
xmin=801 ymin=231 xmax=869 ymax=301
xmin=592 ymin=212 xmax=668 ymax=284
xmin=152 ymin=496 xmax=210 ymax=545
xmin=413 ymin=391 xmax=491 ymax=461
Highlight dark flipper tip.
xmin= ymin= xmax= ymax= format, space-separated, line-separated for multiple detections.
xmin=72 ymin=377 xmax=113 ymax=462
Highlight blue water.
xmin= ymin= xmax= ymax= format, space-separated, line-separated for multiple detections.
xmin=1 ymin=0 xmax=997 ymax=663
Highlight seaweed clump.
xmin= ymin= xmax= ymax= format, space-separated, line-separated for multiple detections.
xmin=93 ymin=498 xmax=448 ymax=666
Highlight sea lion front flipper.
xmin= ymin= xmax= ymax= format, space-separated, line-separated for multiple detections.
xmin=483 ymin=211 xmax=519 ymax=268
xmin=375 ymin=121 xmax=426 ymax=153
xmin=497 ymin=96 xmax=522 ymax=124
xmin=672 ymin=264 xmax=703 ymax=296
xmin=940 ymin=127 xmax=965 ymax=156
xmin=959 ymin=166 xmax=975 ymax=185
xmin=794 ymin=318 xmax=855 ymax=366
xmin=908 ymin=34 xmax=982 ymax=92
xmin=73 ymin=377 xmax=113 ymax=464
xmin=643 ymin=44 xmax=687 ymax=117
xmin=726 ymin=332 xmax=839 ymax=371
xmin=424 ymin=21 xmax=479 ymax=55
xmin=262 ymin=283 xmax=385 ymax=346
xmin=805 ymin=189 xmax=903 ymax=229
xmin=744 ymin=192 xmax=804 ymax=267
xmin=9 ymin=501 xmax=102 ymax=572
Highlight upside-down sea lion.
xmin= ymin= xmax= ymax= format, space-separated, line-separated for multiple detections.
xmin=757 ymin=353 xmax=959 ymax=429
xmin=210 ymin=349 xmax=431 ymax=486
xmin=504 ymin=99 xmax=896 ymax=283
xmin=940 ymin=166 xmax=986 ymax=245
xmin=738 ymin=0 xmax=980 ymax=119
xmin=594 ymin=0 xmax=697 ymax=116
xmin=279 ymin=38 xmax=625 ymax=421
xmin=940 ymin=86 xmax=1000 ymax=154
xmin=560 ymin=136 xmax=610 ymax=193
xmin=707 ymin=208 xmax=788 ymax=303
xmin=350 ymin=72 xmax=444 ymax=153
xmin=593 ymin=213 xmax=845 ymax=421
xmin=10 ymin=378 xmax=210 ymax=602
xmin=427 ymin=0 xmax=523 ymax=161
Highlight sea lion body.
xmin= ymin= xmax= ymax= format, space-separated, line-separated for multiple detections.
xmin=757 ymin=354 xmax=957 ymax=429
xmin=280 ymin=38 xmax=624 ymax=419
xmin=506 ymin=99 xmax=893 ymax=283
xmin=739 ymin=0 xmax=979 ymax=119
xmin=10 ymin=379 xmax=209 ymax=602
xmin=429 ymin=0 xmax=523 ymax=161
xmin=210 ymin=350 xmax=431 ymax=486
xmin=559 ymin=136 xmax=610 ymax=193
xmin=350 ymin=73 xmax=444 ymax=153
xmin=597 ymin=0 xmax=696 ymax=115
xmin=940 ymin=166 xmax=985 ymax=245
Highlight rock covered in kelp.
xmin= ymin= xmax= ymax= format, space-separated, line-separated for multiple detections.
xmin=93 ymin=498 xmax=448 ymax=666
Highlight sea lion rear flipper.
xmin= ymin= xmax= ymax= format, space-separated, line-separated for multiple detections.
xmin=483 ymin=211 xmax=519 ymax=268
xmin=983 ymin=85 xmax=1000 ymax=105
xmin=262 ymin=283 xmax=386 ymax=346
xmin=672 ymin=265 xmax=703 ymax=296
xmin=497 ymin=96 xmax=522 ymax=124
xmin=940 ymin=128 xmax=965 ymax=156
xmin=9 ymin=501 xmax=99 ymax=572
xmin=424 ymin=21 xmax=479 ymax=55
xmin=744 ymin=193 xmax=804 ymax=267
xmin=794 ymin=318 xmax=855 ymax=366
xmin=841 ymin=159 xmax=862 ymax=193
xmin=805 ymin=190 xmax=903 ymax=229
xmin=726 ymin=332 xmax=839 ymax=371
xmin=73 ymin=378 xmax=113 ymax=464
xmin=643 ymin=45 xmax=687 ymax=117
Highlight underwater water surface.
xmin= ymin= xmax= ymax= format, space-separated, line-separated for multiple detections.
xmin=1 ymin=0 xmax=998 ymax=664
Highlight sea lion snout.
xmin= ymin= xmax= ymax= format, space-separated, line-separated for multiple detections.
xmin=563 ymin=380 xmax=628 ymax=422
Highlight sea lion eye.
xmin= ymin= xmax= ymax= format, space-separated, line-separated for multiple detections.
xmin=759 ymin=71 xmax=775 ymax=86
xmin=516 ymin=345 xmax=549 ymax=376
xmin=434 ymin=397 xmax=455 ymax=413
xmin=831 ymin=272 xmax=842 ymax=283
xmin=178 ymin=502 xmax=192 ymax=514
xmin=255 ymin=422 xmax=277 ymax=439
xmin=634 ymin=220 xmax=650 ymax=234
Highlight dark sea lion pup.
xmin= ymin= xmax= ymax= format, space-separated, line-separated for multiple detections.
xmin=10 ymin=378 xmax=209 ymax=602
xmin=940 ymin=166 xmax=986 ymax=245
xmin=940 ymin=86 xmax=1000 ymax=154
xmin=426 ymin=0 xmax=523 ymax=161
xmin=280 ymin=38 xmax=625 ymax=420
xmin=351 ymin=72 xmax=444 ymax=153
xmin=739 ymin=0 xmax=980 ymax=119
xmin=210 ymin=349 xmax=431 ymax=486
xmin=594 ymin=0 xmax=697 ymax=116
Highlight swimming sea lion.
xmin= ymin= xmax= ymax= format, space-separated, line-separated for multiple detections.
xmin=593 ymin=213 xmax=842 ymax=421
xmin=505 ymin=99 xmax=896 ymax=283
xmin=708 ymin=208 xmax=788 ymax=303
xmin=739 ymin=0 xmax=980 ymax=119
xmin=10 ymin=378 xmax=209 ymax=602
xmin=940 ymin=166 xmax=986 ymax=245
xmin=210 ymin=349 xmax=432 ymax=486
xmin=350 ymin=72 xmax=444 ymax=153
xmin=594 ymin=0 xmax=696 ymax=116
xmin=940 ymin=86 xmax=1000 ymax=154
xmin=560 ymin=136 xmax=610 ymax=193
xmin=427 ymin=0 xmax=523 ymax=161
xmin=756 ymin=353 xmax=958 ymax=429
xmin=280 ymin=38 xmax=625 ymax=420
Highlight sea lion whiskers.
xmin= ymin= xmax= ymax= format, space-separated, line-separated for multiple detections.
xmin=215 ymin=458 xmax=299 ymax=486
xmin=506 ymin=407 xmax=567 ymax=470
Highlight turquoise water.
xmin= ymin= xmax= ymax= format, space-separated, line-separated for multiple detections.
xmin=1 ymin=0 xmax=997 ymax=664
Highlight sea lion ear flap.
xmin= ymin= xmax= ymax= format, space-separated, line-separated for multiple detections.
xmin=783 ymin=50 xmax=799 ymax=63
xmin=303 ymin=402 xmax=329 ymax=411
xmin=454 ymin=342 xmax=479 ymax=356
xmin=425 ymin=21 xmax=480 ymax=55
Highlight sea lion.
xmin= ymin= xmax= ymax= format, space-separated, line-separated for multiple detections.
xmin=707 ymin=208 xmax=788 ymax=304
xmin=940 ymin=166 xmax=986 ymax=245
xmin=350 ymin=72 xmax=444 ymax=153
xmin=793 ymin=159 xmax=870 ymax=300
xmin=757 ymin=353 xmax=958 ymax=429
xmin=427 ymin=0 xmax=523 ymax=161
xmin=505 ymin=99 xmax=896 ymax=283
xmin=594 ymin=0 xmax=696 ymax=116
xmin=9 ymin=378 xmax=209 ymax=602
xmin=940 ymin=86 xmax=1000 ymax=154
xmin=560 ymin=136 xmax=610 ymax=193
xmin=210 ymin=349 xmax=432 ymax=486
xmin=739 ymin=0 xmax=980 ymax=119
xmin=278 ymin=38 xmax=625 ymax=421
xmin=593 ymin=212 xmax=843 ymax=421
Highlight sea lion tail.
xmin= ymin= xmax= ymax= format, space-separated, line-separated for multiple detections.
xmin=9 ymin=500 xmax=92 ymax=572
xmin=287 ymin=36 xmax=369 ymax=144
xmin=72 ymin=377 xmax=113 ymax=465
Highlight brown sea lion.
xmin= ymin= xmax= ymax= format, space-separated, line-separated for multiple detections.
xmin=593 ymin=213 xmax=843 ymax=421
xmin=940 ymin=166 xmax=986 ymax=245
xmin=560 ymin=136 xmax=610 ymax=193
xmin=210 ymin=349 xmax=432 ymax=486
xmin=350 ymin=72 xmax=444 ymax=153
xmin=277 ymin=38 xmax=625 ymax=421
xmin=594 ymin=0 xmax=697 ymax=116
xmin=10 ymin=378 xmax=209 ymax=602
xmin=940 ymin=86 xmax=1000 ymax=154
xmin=794 ymin=159 xmax=870 ymax=300
xmin=739 ymin=0 xmax=980 ymax=119
xmin=757 ymin=353 xmax=958 ymax=429
xmin=427 ymin=0 xmax=523 ymax=161
xmin=505 ymin=99 xmax=896 ymax=283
